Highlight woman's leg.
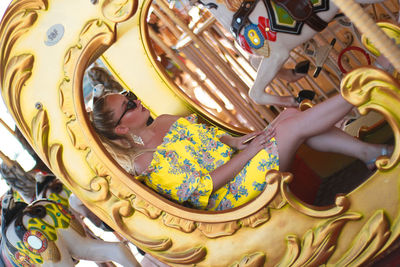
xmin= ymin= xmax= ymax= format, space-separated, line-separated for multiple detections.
xmin=274 ymin=94 xmax=355 ymax=170
xmin=305 ymin=127 xmax=388 ymax=163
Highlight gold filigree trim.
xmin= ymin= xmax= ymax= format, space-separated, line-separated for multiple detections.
xmin=3 ymin=54 xmax=34 ymax=138
xmin=341 ymin=67 xmax=400 ymax=170
xmin=276 ymin=236 xmax=300 ymax=267
xmin=87 ymin=176 xmax=110 ymax=202
xmin=278 ymin=213 xmax=361 ymax=266
xmin=333 ymin=210 xmax=390 ymax=266
xmin=281 ymin=174 xmax=350 ymax=218
xmin=101 ymin=0 xmax=138 ymax=23
xmin=111 ymin=198 xmax=134 ymax=227
xmin=162 ymin=214 xmax=196 ymax=233
xmin=197 ymin=221 xmax=241 ymax=238
xmin=240 ymin=207 xmax=270 ymax=228
xmin=133 ymin=237 xmax=172 ymax=252
xmin=156 ymin=246 xmax=207 ymax=264
xmin=0 ymin=0 xmax=48 ymax=139
xmin=231 ymin=252 xmax=266 ymax=267
xmin=66 ymin=120 xmax=89 ymax=150
xmin=132 ymin=196 xmax=162 ymax=219
xmin=31 ymin=108 xmax=50 ymax=165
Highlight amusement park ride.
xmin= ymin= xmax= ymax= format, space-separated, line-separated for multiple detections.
xmin=1 ymin=0 xmax=400 ymax=266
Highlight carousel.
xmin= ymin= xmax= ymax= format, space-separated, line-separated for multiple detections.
xmin=1 ymin=0 xmax=400 ymax=265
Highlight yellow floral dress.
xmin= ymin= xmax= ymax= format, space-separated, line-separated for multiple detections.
xmin=137 ymin=114 xmax=279 ymax=211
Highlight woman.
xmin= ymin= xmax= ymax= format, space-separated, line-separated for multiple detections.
xmin=92 ymin=93 xmax=390 ymax=211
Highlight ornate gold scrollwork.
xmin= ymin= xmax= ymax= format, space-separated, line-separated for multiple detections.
xmin=132 ymin=195 xmax=162 ymax=219
xmin=341 ymin=67 xmax=400 ymax=170
xmin=101 ymin=0 xmax=138 ymax=23
xmin=240 ymin=207 xmax=270 ymax=228
xmin=230 ymin=252 xmax=266 ymax=267
xmin=197 ymin=221 xmax=241 ymax=238
xmin=156 ymin=247 xmax=207 ymax=265
xmin=0 ymin=0 xmax=48 ymax=139
xmin=278 ymin=213 xmax=362 ymax=266
xmin=277 ymin=171 xmax=350 ymax=218
xmin=332 ymin=210 xmax=390 ymax=266
xmin=162 ymin=214 xmax=196 ymax=233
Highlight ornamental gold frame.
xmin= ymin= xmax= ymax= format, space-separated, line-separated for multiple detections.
xmin=1 ymin=0 xmax=400 ymax=265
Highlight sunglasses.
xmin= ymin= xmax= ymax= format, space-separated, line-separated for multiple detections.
xmin=115 ymin=99 xmax=137 ymax=126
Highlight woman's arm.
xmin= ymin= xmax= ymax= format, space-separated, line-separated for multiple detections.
xmin=210 ymin=130 xmax=275 ymax=192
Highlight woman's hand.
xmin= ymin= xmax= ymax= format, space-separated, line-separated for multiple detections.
xmin=236 ymin=127 xmax=275 ymax=150
xmin=243 ymin=128 xmax=275 ymax=156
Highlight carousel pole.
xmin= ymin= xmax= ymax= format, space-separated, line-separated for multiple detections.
xmin=0 ymin=117 xmax=17 ymax=139
xmin=331 ymin=0 xmax=400 ymax=72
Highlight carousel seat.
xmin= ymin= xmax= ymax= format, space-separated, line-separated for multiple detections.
xmin=1 ymin=0 xmax=400 ymax=266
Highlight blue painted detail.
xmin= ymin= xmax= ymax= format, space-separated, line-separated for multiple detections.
xmin=244 ymin=24 xmax=264 ymax=49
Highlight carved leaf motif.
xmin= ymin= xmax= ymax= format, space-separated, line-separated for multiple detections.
xmin=276 ymin=236 xmax=300 ymax=267
xmin=163 ymin=213 xmax=196 ymax=233
xmin=101 ymin=0 xmax=137 ymax=23
xmin=241 ymin=207 xmax=270 ymax=228
xmin=86 ymin=150 xmax=109 ymax=177
xmin=66 ymin=120 xmax=89 ymax=150
xmin=230 ymin=252 xmax=266 ymax=267
xmin=277 ymin=212 xmax=361 ymax=266
xmin=156 ymin=246 xmax=207 ymax=264
xmin=332 ymin=210 xmax=391 ymax=266
xmin=132 ymin=196 xmax=162 ymax=219
xmin=31 ymin=108 xmax=50 ymax=165
xmin=3 ymin=54 xmax=34 ymax=137
xmin=341 ymin=68 xmax=400 ymax=169
xmin=197 ymin=221 xmax=241 ymax=238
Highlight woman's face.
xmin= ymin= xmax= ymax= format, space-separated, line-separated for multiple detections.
xmin=106 ymin=93 xmax=150 ymax=131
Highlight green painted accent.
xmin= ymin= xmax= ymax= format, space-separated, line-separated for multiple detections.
xmin=57 ymin=212 xmax=61 ymax=216
xmin=271 ymin=0 xmax=324 ymax=27
xmin=61 ymin=219 xmax=69 ymax=228
xmin=41 ymin=225 xmax=46 ymax=229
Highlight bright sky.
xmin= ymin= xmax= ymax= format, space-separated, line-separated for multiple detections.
xmin=0 ymin=2 xmax=143 ymax=266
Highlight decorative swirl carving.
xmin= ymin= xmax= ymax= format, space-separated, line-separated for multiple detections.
xmin=66 ymin=120 xmax=89 ymax=150
xmin=0 ymin=0 xmax=48 ymax=139
xmin=101 ymin=0 xmax=138 ymax=23
xmin=162 ymin=214 xmax=196 ymax=233
xmin=132 ymin=195 xmax=162 ymax=219
xmin=31 ymin=108 xmax=50 ymax=165
xmin=111 ymin=198 xmax=134 ymax=221
xmin=88 ymin=176 xmax=111 ymax=201
xmin=333 ymin=210 xmax=390 ymax=266
xmin=240 ymin=207 xmax=270 ymax=228
xmin=341 ymin=67 xmax=400 ymax=169
xmin=277 ymin=213 xmax=361 ymax=266
xmin=230 ymin=252 xmax=266 ymax=267
xmin=197 ymin=221 xmax=241 ymax=238
xmin=156 ymin=247 xmax=207 ymax=264
xmin=280 ymin=172 xmax=350 ymax=218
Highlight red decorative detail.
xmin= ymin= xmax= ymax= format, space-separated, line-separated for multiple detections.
xmin=338 ymin=46 xmax=371 ymax=74
xmin=23 ymin=230 xmax=48 ymax=253
xmin=238 ymin=34 xmax=253 ymax=54
xmin=258 ymin=17 xmax=277 ymax=42
xmin=15 ymin=251 xmax=33 ymax=267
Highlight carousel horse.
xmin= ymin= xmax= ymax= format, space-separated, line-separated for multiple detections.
xmin=190 ymin=0 xmax=388 ymax=106
xmin=0 ymin=156 xmax=140 ymax=267
xmin=0 ymin=190 xmax=140 ymax=267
